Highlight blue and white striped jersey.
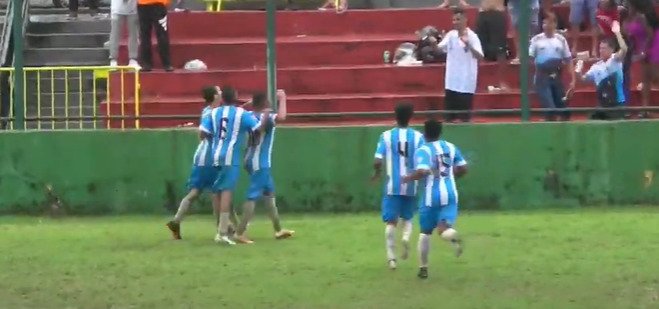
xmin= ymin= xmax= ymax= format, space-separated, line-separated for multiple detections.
xmin=374 ymin=127 xmax=425 ymax=196
xmin=244 ymin=112 xmax=277 ymax=171
xmin=199 ymin=105 xmax=263 ymax=167
xmin=192 ymin=106 xmax=214 ymax=167
xmin=414 ymin=140 xmax=467 ymax=207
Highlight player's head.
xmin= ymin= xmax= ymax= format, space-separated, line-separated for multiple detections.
xmin=452 ymin=8 xmax=467 ymax=30
xmin=251 ymin=92 xmax=269 ymax=110
xmin=201 ymin=86 xmax=219 ymax=104
xmin=221 ymin=86 xmax=238 ymax=105
xmin=599 ymin=38 xmax=618 ymax=59
xmin=542 ymin=12 xmax=557 ymax=33
xmin=423 ymin=119 xmax=442 ymax=141
xmin=394 ymin=103 xmax=414 ymax=127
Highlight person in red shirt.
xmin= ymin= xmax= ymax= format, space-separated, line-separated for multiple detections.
xmin=596 ymin=0 xmax=621 ymax=39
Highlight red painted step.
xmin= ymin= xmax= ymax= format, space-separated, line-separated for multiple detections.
xmin=119 ymin=35 xmax=597 ymax=69
xmin=165 ymin=9 xmax=480 ymax=40
xmin=111 ymin=61 xmax=644 ymax=98
xmin=101 ymin=89 xmax=654 ymax=128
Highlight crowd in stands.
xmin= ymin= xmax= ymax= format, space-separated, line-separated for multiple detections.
xmin=390 ymin=0 xmax=658 ymax=122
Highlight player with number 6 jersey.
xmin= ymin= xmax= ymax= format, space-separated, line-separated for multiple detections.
xmin=371 ymin=103 xmax=424 ymax=270
xmin=199 ymin=86 xmax=270 ymax=245
xmin=403 ymin=119 xmax=468 ymax=279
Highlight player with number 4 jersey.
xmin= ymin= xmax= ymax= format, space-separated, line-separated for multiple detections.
xmin=199 ymin=86 xmax=270 ymax=245
xmin=371 ymin=103 xmax=424 ymax=270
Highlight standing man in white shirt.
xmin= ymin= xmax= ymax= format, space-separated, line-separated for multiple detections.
xmin=435 ymin=8 xmax=484 ymax=123
xmin=109 ymin=0 xmax=140 ymax=68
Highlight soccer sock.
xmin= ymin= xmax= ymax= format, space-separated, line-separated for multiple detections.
xmin=441 ymin=228 xmax=460 ymax=247
xmin=385 ymin=224 xmax=396 ymax=261
xmin=217 ymin=212 xmax=230 ymax=236
xmin=237 ymin=201 xmax=255 ymax=235
xmin=229 ymin=203 xmax=239 ymax=228
xmin=418 ymin=233 xmax=430 ymax=268
xmin=173 ymin=197 xmax=191 ymax=223
xmin=401 ymin=220 xmax=413 ymax=243
xmin=265 ymin=197 xmax=282 ymax=232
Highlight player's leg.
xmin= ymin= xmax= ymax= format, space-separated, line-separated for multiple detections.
xmin=399 ymin=196 xmax=416 ymax=260
xmin=213 ymin=166 xmax=240 ymax=245
xmin=166 ymin=166 xmax=211 ymax=239
xmin=436 ymin=203 xmax=462 ymax=257
xmin=165 ymin=189 xmax=199 ymax=239
xmin=417 ymin=205 xmax=439 ymax=279
xmin=381 ymin=195 xmax=400 ymax=269
xmin=235 ymin=169 xmax=262 ymax=244
xmin=261 ymin=170 xmax=294 ymax=239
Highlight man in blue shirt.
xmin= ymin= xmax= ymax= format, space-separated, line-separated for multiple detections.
xmin=530 ymin=13 xmax=576 ymax=121
xmin=166 ymin=86 xmax=221 ymax=240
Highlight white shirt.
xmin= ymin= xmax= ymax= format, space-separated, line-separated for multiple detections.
xmin=438 ymin=28 xmax=483 ymax=94
xmin=111 ymin=0 xmax=137 ymax=15
xmin=584 ymin=54 xmax=623 ymax=86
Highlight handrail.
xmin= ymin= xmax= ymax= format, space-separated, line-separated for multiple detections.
xmin=0 ymin=0 xmax=14 ymax=66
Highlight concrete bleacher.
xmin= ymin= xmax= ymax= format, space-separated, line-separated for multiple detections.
xmin=105 ymin=6 xmax=657 ymax=127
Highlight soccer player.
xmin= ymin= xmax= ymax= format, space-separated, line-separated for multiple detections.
xmin=199 ymin=86 xmax=270 ymax=245
xmin=234 ymin=90 xmax=295 ymax=244
xmin=166 ymin=85 xmax=221 ymax=240
xmin=403 ymin=119 xmax=468 ymax=279
xmin=371 ymin=103 xmax=424 ymax=270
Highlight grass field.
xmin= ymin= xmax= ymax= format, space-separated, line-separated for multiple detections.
xmin=1 ymin=208 xmax=659 ymax=309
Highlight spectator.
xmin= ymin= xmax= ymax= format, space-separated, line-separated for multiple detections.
xmin=530 ymin=12 xmax=576 ymax=121
xmin=438 ymin=0 xmax=469 ymax=8
xmin=508 ymin=0 xmax=540 ymax=64
xmin=618 ymin=4 xmax=634 ymax=108
xmin=318 ymin=0 xmax=347 ymax=13
xmin=567 ymin=0 xmax=599 ymax=57
xmin=596 ymin=0 xmax=620 ymax=39
xmin=576 ymin=21 xmax=628 ymax=119
xmin=437 ymin=8 xmax=484 ymax=123
xmin=624 ymin=0 xmax=659 ymax=118
xmin=68 ymin=0 xmax=100 ymax=20
xmin=138 ymin=0 xmax=173 ymax=72
xmin=539 ymin=0 xmax=568 ymax=32
xmin=476 ymin=0 xmax=510 ymax=91
xmin=415 ymin=26 xmax=445 ymax=64
xmin=109 ymin=0 xmax=140 ymax=68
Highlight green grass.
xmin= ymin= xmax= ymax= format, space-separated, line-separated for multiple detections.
xmin=1 ymin=208 xmax=659 ymax=309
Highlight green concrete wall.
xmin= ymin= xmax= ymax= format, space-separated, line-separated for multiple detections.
xmin=1 ymin=122 xmax=658 ymax=215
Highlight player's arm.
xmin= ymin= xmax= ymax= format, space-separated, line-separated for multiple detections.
xmin=453 ymin=148 xmax=468 ymax=178
xmin=402 ymin=147 xmax=431 ymax=183
xmin=275 ymin=90 xmax=287 ymax=122
xmin=371 ymin=134 xmax=386 ymax=182
xmin=244 ymin=109 xmax=271 ymax=133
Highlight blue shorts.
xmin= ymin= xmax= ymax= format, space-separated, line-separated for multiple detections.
xmin=186 ymin=166 xmax=218 ymax=191
xmin=381 ymin=195 xmax=416 ymax=223
xmin=246 ymin=168 xmax=275 ymax=200
xmin=508 ymin=0 xmax=539 ymax=29
xmin=569 ymin=0 xmax=598 ymax=25
xmin=419 ymin=203 xmax=458 ymax=234
xmin=211 ymin=165 xmax=241 ymax=193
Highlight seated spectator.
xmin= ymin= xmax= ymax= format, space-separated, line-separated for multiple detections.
xmin=439 ymin=0 xmax=469 ymax=8
xmin=414 ymin=26 xmax=446 ymax=64
xmin=476 ymin=0 xmax=510 ymax=90
xmin=319 ymin=0 xmax=347 ymax=13
xmin=567 ymin=0 xmax=599 ymax=57
xmin=576 ymin=21 xmax=628 ymax=119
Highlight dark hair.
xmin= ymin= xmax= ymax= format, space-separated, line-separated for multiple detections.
xmin=221 ymin=86 xmax=237 ymax=104
xmin=452 ymin=7 xmax=465 ymax=16
xmin=201 ymin=86 xmax=218 ymax=104
xmin=628 ymin=0 xmax=659 ymax=29
xmin=252 ymin=92 xmax=267 ymax=108
xmin=423 ymin=119 xmax=442 ymax=141
xmin=543 ymin=11 xmax=557 ymax=23
xmin=602 ymin=37 xmax=620 ymax=51
xmin=394 ymin=103 xmax=414 ymax=127
xmin=603 ymin=0 xmax=617 ymax=9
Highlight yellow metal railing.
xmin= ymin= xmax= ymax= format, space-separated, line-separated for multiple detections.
xmin=0 ymin=66 xmax=140 ymax=130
